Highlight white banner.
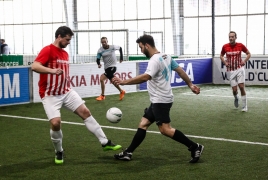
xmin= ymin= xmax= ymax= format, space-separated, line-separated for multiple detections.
xmin=213 ymin=56 xmax=268 ymax=85
xmin=33 ymin=62 xmax=137 ymax=102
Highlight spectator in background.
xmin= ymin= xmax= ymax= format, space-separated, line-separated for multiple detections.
xmin=0 ymin=39 xmax=10 ymax=55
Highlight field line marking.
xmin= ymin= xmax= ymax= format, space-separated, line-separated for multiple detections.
xmin=182 ymin=87 xmax=268 ymax=100
xmin=1 ymin=114 xmax=268 ymax=146
xmin=182 ymin=88 xmax=229 ymax=95
xmin=182 ymin=93 xmax=268 ymax=100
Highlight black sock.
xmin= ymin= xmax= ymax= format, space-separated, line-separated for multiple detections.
xmin=126 ymin=128 xmax=146 ymax=152
xmin=172 ymin=129 xmax=197 ymax=148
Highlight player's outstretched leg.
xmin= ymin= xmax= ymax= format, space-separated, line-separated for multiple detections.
xmin=102 ymin=140 xmax=122 ymax=151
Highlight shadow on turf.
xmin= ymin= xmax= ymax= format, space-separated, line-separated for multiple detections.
xmin=0 ymin=157 xmax=52 ymax=179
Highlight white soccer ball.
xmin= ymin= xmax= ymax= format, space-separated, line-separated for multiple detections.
xmin=106 ymin=107 xmax=122 ymax=123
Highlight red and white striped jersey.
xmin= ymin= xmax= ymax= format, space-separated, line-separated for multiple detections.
xmin=221 ymin=43 xmax=248 ymax=71
xmin=35 ymin=44 xmax=71 ymax=98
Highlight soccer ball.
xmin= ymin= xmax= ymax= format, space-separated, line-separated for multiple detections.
xmin=106 ymin=107 xmax=122 ymax=123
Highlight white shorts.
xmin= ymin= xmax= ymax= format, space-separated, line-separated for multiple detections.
xmin=229 ymin=67 xmax=245 ymax=87
xmin=41 ymin=90 xmax=85 ymax=120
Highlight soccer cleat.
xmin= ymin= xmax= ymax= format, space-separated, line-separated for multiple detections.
xmin=189 ymin=143 xmax=204 ymax=163
xmin=242 ymin=106 xmax=248 ymax=112
xmin=55 ymin=151 xmax=64 ymax=164
xmin=234 ymin=96 xmax=239 ymax=108
xmin=102 ymin=140 xmax=122 ymax=151
xmin=96 ymin=95 xmax=105 ymax=101
xmin=119 ymin=90 xmax=125 ymax=100
xmin=114 ymin=150 xmax=132 ymax=161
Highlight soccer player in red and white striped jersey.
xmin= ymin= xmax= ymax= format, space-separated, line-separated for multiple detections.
xmin=31 ymin=26 xmax=121 ymax=164
xmin=220 ymin=31 xmax=251 ymax=112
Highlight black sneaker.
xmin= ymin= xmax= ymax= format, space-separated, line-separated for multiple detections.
xmin=188 ymin=143 xmax=204 ymax=163
xmin=114 ymin=150 xmax=132 ymax=161
xmin=55 ymin=150 xmax=64 ymax=164
xmin=102 ymin=140 xmax=122 ymax=151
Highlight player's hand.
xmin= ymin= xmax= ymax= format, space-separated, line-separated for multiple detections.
xmin=111 ymin=76 xmax=123 ymax=86
xmin=241 ymin=60 xmax=246 ymax=66
xmin=190 ymin=85 xmax=200 ymax=94
xmin=51 ymin=68 xmax=63 ymax=75
xmin=225 ymin=62 xmax=229 ymax=67
xmin=98 ymin=64 xmax=102 ymax=68
xmin=120 ymin=59 xmax=123 ymax=63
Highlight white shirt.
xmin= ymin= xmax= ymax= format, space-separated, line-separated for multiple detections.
xmin=145 ymin=53 xmax=179 ymax=103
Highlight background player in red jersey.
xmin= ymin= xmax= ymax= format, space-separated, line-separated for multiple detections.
xmin=31 ymin=26 xmax=121 ymax=164
xmin=220 ymin=31 xmax=251 ymax=112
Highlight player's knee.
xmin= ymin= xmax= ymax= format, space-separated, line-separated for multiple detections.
xmin=82 ymin=107 xmax=91 ymax=117
xmin=50 ymin=118 xmax=61 ymax=130
xmin=138 ymin=118 xmax=150 ymax=130
xmin=159 ymin=128 xmax=168 ymax=136
xmin=158 ymin=126 xmax=172 ymax=137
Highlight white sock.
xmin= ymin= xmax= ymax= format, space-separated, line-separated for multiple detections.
xmin=241 ymin=95 xmax=247 ymax=107
xmin=84 ymin=116 xmax=108 ymax=145
xmin=50 ymin=129 xmax=63 ymax=152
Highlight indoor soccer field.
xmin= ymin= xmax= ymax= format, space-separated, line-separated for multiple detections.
xmin=0 ymin=84 xmax=268 ymax=180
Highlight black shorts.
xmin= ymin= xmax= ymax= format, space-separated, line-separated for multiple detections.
xmin=143 ymin=103 xmax=173 ymax=126
xmin=104 ymin=67 xmax=117 ymax=80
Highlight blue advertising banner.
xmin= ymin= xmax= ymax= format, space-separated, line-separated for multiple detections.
xmin=0 ymin=67 xmax=30 ymax=106
xmin=139 ymin=58 xmax=212 ymax=90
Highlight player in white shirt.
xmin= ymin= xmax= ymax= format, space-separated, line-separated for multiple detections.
xmin=112 ymin=34 xmax=204 ymax=163
xmin=95 ymin=37 xmax=125 ymax=101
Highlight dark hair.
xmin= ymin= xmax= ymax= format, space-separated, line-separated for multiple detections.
xmin=136 ymin=34 xmax=155 ymax=48
xmin=55 ymin=26 xmax=74 ymax=39
xmin=101 ymin=37 xmax=107 ymax=41
xmin=229 ymin=31 xmax=237 ymax=38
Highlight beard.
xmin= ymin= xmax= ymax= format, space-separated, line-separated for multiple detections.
xmin=59 ymin=42 xmax=67 ymax=48
xmin=144 ymin=49 xmax=150 ymax=58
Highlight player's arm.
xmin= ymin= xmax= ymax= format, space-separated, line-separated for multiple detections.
xmin=220 ymin=47 xmax=229 ymax=67
xmin=96 ymin=52 xmax=102 ymax=68
xmin=174 ymin=66 xmax=200 ymax=94
xmin=241 ymin=49 xmax=251 ymax=66
xmin=112 ymin=73 xmax=151 ymax=86
xmin=31 ymin=61 xmax=62 ymax=75
xmin=220 ymin=54 xmax=229 ymax=67
xmin=119 ymin=47 xmax=123 ymax=63
xmin=31 ymin=47 xmax=62 ymax=75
